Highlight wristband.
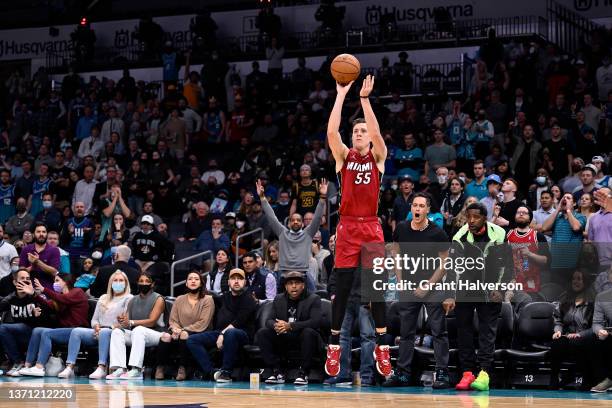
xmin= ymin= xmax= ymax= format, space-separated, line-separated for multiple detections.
xmin=360 ymin=96 xmax=369 ymax=99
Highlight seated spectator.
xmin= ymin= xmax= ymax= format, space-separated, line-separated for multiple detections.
xmin=206 ymin=248 xmax=233 ymax=295
xmin=230 ymin=213 xmax=253 ymax=257
xmin=74 ymin=261 xmax=98 ymax=291
xmin=182 ymin=201 xmax=212 ymax=241
xmin=0 ymin=256 xmax=21 ymax=296
xmin=105 ymin=272 xmax=165 ymax=380
xmin=187 ymin=268 xmax=257 ymax=382
xmin=0 ymin=268 xmax=51 ymax=376
xmin=18 ymin=272 xmax=89 ymax=376
xmin=46 ymin=230 xmax=71 ymax=275
xmin=590 ymin=287 xmax=612 ymax=392
xmin=242 ymin=251 xmax=276 ymax=303
xmin=193 ymin=216 xmax=230 ymax=252
xmin=550 ymin=270 xmax=595 ymax=390
xmin=5 ymin=198 xmax=34 ymax=240
xmin=61 ymin=201 xmax=94 ymax=268
xmin=257 ymin=271 xmax=322 ymax=385
xmin=59 ymin=271 xmax=133 ymax=379
xmin=155 ymin=272 xmax=215 ymax=381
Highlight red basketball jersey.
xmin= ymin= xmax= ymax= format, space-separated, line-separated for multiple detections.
xmin=506 ymin=228 xmax=541 ymax=292
xmin=338 ymin=148 xmax=382 ymax=217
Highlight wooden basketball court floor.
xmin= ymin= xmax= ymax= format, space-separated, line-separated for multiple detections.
xmin=1 ymin=378 xmax=612 ymax=408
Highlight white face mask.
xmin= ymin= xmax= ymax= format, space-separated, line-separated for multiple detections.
xmin=437 ymin=175 xmax=448 ymax=184
xmin=236 ymin=221 xmax=245 ymax=229
xmin=536 ymin=176 xmax=547 ymax=186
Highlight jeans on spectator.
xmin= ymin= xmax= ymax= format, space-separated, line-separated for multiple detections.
xmin=0 ymin=323 xmax=33 ymax=363
xmin=455 ymin=302 xmax=501 ymax=373
xmin=127 ymin=196 xmax=144 ymax=217
xmin=187 ymin=329 xmax=248 ymax=374
xmin=338 ymin=303 xmax=375 ymax=381
xmin=109 ymin=326 xmax=162 ymax=369
xmin=256 ymin=327 xmax=321 ymax=371
xmin=25 ymin=327 xmax=73 ymax=366
xmin=66 ymin=327 xmax=112 ymax=366
xmin=397 ymin=301 xmax=449 ymax=375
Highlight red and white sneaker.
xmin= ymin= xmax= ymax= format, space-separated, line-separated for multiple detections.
xmin=325 ymin=345 xmax=341 ymax=376
xmin=374 ymin=345 xmax=393 ymax=377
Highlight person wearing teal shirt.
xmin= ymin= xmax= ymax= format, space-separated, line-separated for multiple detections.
xmin=465 ymin=160 xmax=488 ymax=200
xmin=394 ymin=133 xmax=423 ymax=182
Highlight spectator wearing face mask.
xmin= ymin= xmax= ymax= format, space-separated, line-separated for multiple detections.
xmin=5 ymin=198 xmax=34 ymax=241
xmin=33 ymin=192 xmax=61 ymax=233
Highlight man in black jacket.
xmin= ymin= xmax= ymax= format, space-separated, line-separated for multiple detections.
xmin=256 ymin=271 xmax=322 ymax=385
xmin=131 ymin=215 xmax=172 ymax=267
xmin=90 ymin=245 xmax=140 ymax=298
xmin=187 ymin=268 xmax=257 ymax=383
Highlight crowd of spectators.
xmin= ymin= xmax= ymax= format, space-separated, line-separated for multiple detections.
xmin=0 ymin=24 xmax=611 ymax=389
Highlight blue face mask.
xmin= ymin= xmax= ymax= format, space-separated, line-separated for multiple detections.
xmin=52 ymin=282 xmax=63 ymax=293
xmin=111 ymin=282 xmax=125 ymax=294
xmin=42 ymin=201 xmax=53 ymax=209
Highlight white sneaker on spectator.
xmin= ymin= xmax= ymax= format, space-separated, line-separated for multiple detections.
xmin=19 ymin=366 xmax=45 ymax=377
xmin=120 ymin=368 xmax=143 ymax=380
xmin=105 ymin=368 xmax=125 ymax=380
xmin=7 ymin=364 xmax=24 ymax=377
xmin=57 ymin=367 xmax=74 ymax=378
xmin=89 ymin=366 xmax=107 ymax=380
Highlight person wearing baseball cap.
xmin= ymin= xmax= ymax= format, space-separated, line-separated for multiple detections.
xmin=480 ymin=174 xmax=502 ymax=221
xmin=131 ymin=215 xmax=169 ymax=267
xmin=592 ymin=156 xmax=611 ymax=188
xmin=256 ymin=270 xmax=322 ymax=386
xmin=186 ymin=267 xmax=257 ymax=383
xmin=572 ymin=163 xmax=601 ymax=203
xmin=392 ymin=175 xmax=414 ymax=230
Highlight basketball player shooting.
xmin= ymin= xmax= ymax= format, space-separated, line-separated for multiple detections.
xmin=325 ymin=75 xmax=392 ymax=378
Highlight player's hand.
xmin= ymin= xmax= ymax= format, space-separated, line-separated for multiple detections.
xmin=256 ymin=179 xmax=265 ymax=199
xmin=336 ymin=80 xmax=354 ymax=96
xmin=552 ymin=331 xmax=562 ymax=340
xmin=360 ymin=74 xmax=374 ymax=97
xmin=319 ymin=178 xmax=328 ymax=196
xmin=442 ymin=298 xmax=455 ymax=315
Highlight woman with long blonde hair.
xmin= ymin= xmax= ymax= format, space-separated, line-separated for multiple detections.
xmin=450 ymin=196 xmax=479 ymax=237
xmin=58 ymin=270 xmax=133 ymax=379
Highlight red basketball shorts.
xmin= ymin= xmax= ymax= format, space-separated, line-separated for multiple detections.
xmin=334 ymin=216 xmax=385 ymax=269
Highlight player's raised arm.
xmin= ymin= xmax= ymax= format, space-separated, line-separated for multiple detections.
xmin=359 ymin=75 xmax=387 ymax=166
xmin=327 ymin=82 xmax=352 ymax=170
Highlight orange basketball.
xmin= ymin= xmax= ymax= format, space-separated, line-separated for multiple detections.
xmin=331 ymin=54 xmax=361 ymax=85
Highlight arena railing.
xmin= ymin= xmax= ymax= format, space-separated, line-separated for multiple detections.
xmin=170 ymin=249 xmax=214 ymax=297
xmin=235 ymin=227 xmax=264 ymax=265
xmin=44 ymin=14 xmax=547 ymax=72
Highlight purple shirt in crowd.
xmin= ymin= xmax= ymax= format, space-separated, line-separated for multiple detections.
xmin=19 ymin=243 xmax=61 ymax=290
xmin=588 ymin=210 xmax=612 ymax=269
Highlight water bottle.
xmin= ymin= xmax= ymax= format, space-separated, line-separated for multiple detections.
xmin=522 ymin=257 xmax=529 ymax=272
